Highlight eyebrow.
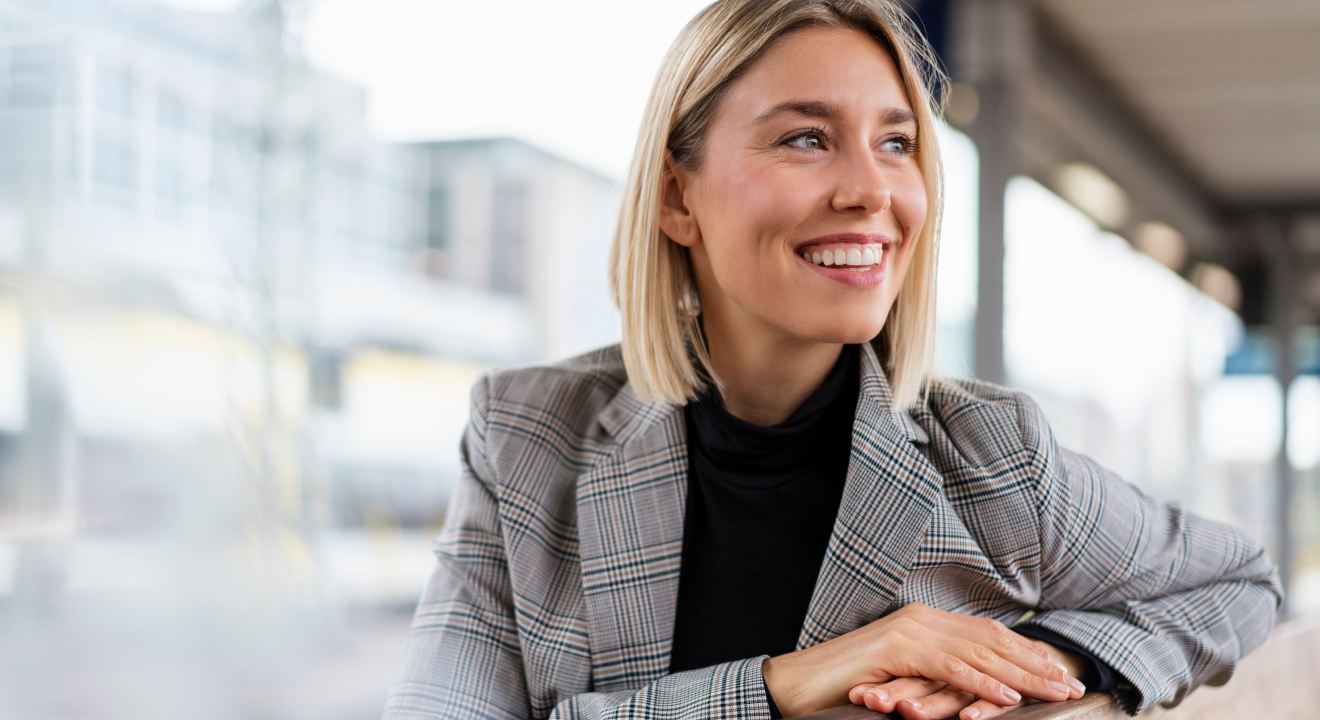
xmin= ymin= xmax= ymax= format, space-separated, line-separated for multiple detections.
xmin=752 ymin=100 xmax=837 ymax=123
xmin=752 ymin=101 xmax=917 ymax=127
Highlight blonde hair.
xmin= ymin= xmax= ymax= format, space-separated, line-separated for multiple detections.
xmin=609 ymin=0 xmax=946 ymax=409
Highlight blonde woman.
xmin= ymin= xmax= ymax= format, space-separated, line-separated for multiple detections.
xmin=384 ymin=1 xmax=1280 ymax=719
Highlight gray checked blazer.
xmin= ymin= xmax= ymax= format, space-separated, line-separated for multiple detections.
xmin=383 ymin=342 xmax=1281 ymax=720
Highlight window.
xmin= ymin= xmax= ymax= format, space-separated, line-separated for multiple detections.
xmin=490 ymin=182 xmax=527 ymax=294
xmin=426 ymin=186 xmax=450 ymax=252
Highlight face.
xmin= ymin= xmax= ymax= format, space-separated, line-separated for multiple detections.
xmin=659 ymin=27 xmax=927 ymax=348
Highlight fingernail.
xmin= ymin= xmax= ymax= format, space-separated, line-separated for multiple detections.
xmin=1052 ymin=661 xmax=1069 ymax=673
xmin=871 ymin=689 xmax=890 ymax=703
xmin=964 ymin=709 xmax=982 ymax=720
xmin=907 ymin=699 xmax=923 ymax=710
xmin=1047 ymin=680 xmax=1069 ymax=694
xmin=1067 ymin=677 xmax=1087 ymax=694
xmin=1003 ymin=687 xmax=1022 ymax=703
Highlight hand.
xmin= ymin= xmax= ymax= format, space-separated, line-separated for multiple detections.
xmin=846 ymin=639 xmax=1087 ymax=720
xmin=761 ymin=604 xmax=1078 ymax=717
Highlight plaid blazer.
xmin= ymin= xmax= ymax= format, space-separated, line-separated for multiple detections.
xmin=384 ymin=343 xmax=1281 ymax=720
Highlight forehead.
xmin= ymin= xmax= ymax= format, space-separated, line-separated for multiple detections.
xmin=720 ymin=26 xmax=913 ymax=122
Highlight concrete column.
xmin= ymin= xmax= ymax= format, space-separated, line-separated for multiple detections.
xmin=951 ymin=0 xmax=1033 ymax=385
xmin=970 ymin=79 xmax=1013 ymax=384
xmin=1266 ymin=214 xmax=1296 ymax=617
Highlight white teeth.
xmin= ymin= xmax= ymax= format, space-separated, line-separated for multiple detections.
xmin=801 ymin=244 xmax=884 ymax=268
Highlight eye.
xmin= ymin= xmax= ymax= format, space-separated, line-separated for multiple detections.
xmin=784 ymin=131 xmax=826 ymax=151
xmin=880 ymin=135 xmax=916 ymax=154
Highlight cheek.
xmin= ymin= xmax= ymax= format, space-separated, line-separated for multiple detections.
xmin=893 ymin=171 xmax=928 ymax=244
xmin=699 ymin=156 xmax=809 ymax=251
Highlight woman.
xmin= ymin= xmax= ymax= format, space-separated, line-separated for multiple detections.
xmin=384 ymin=1 xmax=1281 ymax=719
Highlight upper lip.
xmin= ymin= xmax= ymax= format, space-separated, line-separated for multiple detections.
xmin=793 ymin=232 xmax=893 ymax=250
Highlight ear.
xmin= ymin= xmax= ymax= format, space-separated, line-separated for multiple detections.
xmin=657 ymin=153 xmax=700 ymax=248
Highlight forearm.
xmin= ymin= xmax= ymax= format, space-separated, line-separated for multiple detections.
xmin=551 ymin=657 xmax=772 ymax=720
xmin=1026 ymin=578 xmax=1279 ymax=714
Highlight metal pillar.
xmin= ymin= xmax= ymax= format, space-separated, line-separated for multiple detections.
xmin=952 ymin=0 xmax=1032 ymax=385
xmin=970 ymin=79 xmax=1013 ymax=385
xmin=1266 ymin=214 xmax=1296 ymax=617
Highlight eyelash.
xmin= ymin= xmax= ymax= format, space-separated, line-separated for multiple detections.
xmin=886 ymin=134 xmax=920 ymax=155
xmin=778 ymin=127 xmax=920 ymax=156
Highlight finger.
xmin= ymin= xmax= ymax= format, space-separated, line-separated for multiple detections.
xmin=921 ymin=651 xmax=1026 ymax=707
xmin=936 ymin=636 xmax=1071 ymax=703
xmin=959 ymin=697 xmax=1022 ymax=720
xmin=955 ymin=617 xmax=1076 ymax=691
xmin=882 ymin=613 xmax=1065 ymax=704
xmin=893 ymin=684 xmax=976 ymax=720
xmin=848 ymin=683 xmax=881 ymax=706
xmin=851 ymin=677 xmax=945 ymax=714
xmin=1027 ymin=642 xmax=1087 ymax=699
xmin=923 ymin=614 xmax=1071 ymax=686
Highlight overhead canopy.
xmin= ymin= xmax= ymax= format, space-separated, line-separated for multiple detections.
xmin=1040 ymin=0 xmax=1320 ymax=208
xmin=937 ymin=0 xmax=1320 ymax=332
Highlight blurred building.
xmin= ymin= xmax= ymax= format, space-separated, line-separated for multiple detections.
xmin=0 ymin=2 xmax=620 ymax=717
xmin=0 ymin=0 xmax=617 ymax=611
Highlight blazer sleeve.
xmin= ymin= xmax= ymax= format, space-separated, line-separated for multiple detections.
xmin=382 ymin=376 xmax=531 ymax=720
xmin=383 ymin=376 xmax=775 ymax=720
xmin=1014 ymin=396 xmax=1283 ymax=716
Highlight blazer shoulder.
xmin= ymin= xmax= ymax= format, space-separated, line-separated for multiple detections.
xmin=921 ymin=376 xmax=1055 ymax=463
xmin=474 ymin=343 xmax=630 ymax=444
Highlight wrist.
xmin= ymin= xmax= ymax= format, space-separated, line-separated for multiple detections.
xmin=763 ymin=647 xmax=858 ymax=718
xmin=762 ymin=653 xmax=810 ymax=718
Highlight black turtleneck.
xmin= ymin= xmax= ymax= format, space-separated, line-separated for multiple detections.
xmin=666 ymin=342 xmax=1120 ymax=709
xmin=668 ymin=344 xmax=860 ymax=673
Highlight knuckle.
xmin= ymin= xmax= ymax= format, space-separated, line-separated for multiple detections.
xmin=895 ymin=617 xmax=922 ymax=635
xmin=968 ymin=642 xmax=998 ymax=666
xmin=943 ymin=654 xmax=970 ymax=677
xmin=986 ymin=621 xmax=1014 ymax=647
xmin=1016 ymin=668 xmax=1046 ymax=687
xmin=1026 ymin=638 xmax=1052 ymax=659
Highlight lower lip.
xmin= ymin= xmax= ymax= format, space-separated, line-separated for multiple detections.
xmin=798 ymin=251 xmax=888 ymax=287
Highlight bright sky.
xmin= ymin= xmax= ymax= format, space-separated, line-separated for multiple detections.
xmin=159 ymin=0 xmax=713 ymax=177
xmin=301 ymin=0 xmax=715 ymax=178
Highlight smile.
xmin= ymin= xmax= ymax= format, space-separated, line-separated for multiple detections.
xmin=797 ymin=243 xmax=885 ymax=272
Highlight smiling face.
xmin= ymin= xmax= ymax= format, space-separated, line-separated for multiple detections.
xmin=660 ymin=26 xmax=928 ymax=349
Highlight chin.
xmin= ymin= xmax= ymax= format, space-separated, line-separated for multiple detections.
xmin=786 ymin=311 xmax=889 ymax=346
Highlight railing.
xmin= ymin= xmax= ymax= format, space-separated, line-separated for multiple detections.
xmin=796 ymin=693 xmax=1117 ymax=720
xmin=795 ymin=612 xmax=1320 ymax=720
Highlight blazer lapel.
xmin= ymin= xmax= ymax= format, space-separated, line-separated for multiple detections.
xmin=799 ymin=342 xmax=944 ymax=647
xmin=576 ymin=381 xmax=688 ymax=692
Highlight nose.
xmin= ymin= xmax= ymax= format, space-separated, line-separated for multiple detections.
xmin=830 ymin=146 xmax=892 ymax=215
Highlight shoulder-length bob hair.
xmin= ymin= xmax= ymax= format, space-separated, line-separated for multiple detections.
xmin=610 ymin=0 xmax=946 ymax=410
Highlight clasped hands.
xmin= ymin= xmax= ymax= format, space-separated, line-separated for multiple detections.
xmin=762 ymin=603 xmax=1087 ymax=720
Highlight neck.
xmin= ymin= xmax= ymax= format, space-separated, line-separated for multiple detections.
xmin=701 ymin=311 xmax=843 ymax=427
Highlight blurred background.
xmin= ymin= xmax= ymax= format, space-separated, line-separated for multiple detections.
xmin=0 ymin=0 xmax=1316 ymax=718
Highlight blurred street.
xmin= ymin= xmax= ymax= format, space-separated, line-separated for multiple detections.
xmin=2 ymin=590 xmax=415 ymax=720
xmin=1 ymin=0 xmax=1319 ymax=717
